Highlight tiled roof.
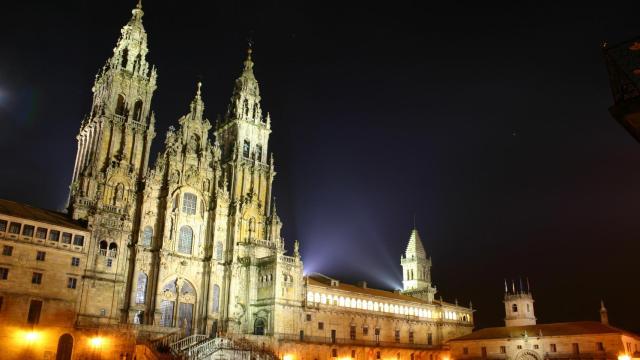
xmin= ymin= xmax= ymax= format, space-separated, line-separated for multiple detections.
xmin=0 ymin=198 xmax=88 ymax=231
xmin=448 ymin=321 xmax=640 ymax=342
xmin=307 ymin=274 xmax=463 ymax=308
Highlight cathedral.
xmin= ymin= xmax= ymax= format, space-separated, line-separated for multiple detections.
xmin=0 ymin=3 xmax=473 ymax=359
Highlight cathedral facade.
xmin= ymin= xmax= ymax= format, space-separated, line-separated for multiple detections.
xmin=0 ymin=3 xmax=473 ymax=359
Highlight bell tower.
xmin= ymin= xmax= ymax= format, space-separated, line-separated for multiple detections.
xmin=401 ymin=228 xmax=437 ymax=302
xmin=214 ymin=47 xmax=285 ymax=334
xmin=68 ymin=1 xmax=158 ymax=324
xmin=504 ymin=279 xmax=536 ymax=327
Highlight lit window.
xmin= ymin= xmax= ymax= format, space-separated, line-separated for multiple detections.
xmin=73 ymin=235 xmax=84 ymax=246
xmin=182 ymin=193 xmax=197 ymax=215
xmin=215 ymin=242 xmax=223 ymax=261
xmin=178 ymin=226 xmax=193 ymax=254
xmin=8 ymin=222 xmax=21 ymax=234
xmin=49 ymin=230 xmax=60 ymax=241
xmin=142 ymin=226 xmax=153 ymax=246
xmin=256 ymin=144 xmax=263 ymax=161
xmin=212 ymin=284 xmax=220 ymax=312
xmin=67 ymin=277 xmax=77 ymax=289
xmin=2 ymin=246 xmax=13 ymax=256
xmin=62 ymin=232 xmax=72 ymax=244
xmin=36 ymin=251 xmax=46 ymax=261
xmin=35 ymin=227 xmax=47 ymax=239
xmin=136 ymin=273 xmax=147 ymax=304
xmin=22 ymin=225 xmax=34 ymax=237
xmin=71 ymin=257 xmax=80 ymax=267
xmin=32 ymin=272 xmax=43 ymax=284
xmin=243 ymin=140 xmax=250 ymax=158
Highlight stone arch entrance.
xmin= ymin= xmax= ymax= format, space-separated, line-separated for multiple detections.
xmin=254 ymin=318 xmax=266 ymax=335
xmin=55 ymin=333 xmax=73 ymax=360
xmin=159 ymin=278 xmax=197 ymax=335
xmin=515 ymin=350 xmax=541 ymax=360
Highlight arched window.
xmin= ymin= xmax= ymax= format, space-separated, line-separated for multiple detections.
xmin=99 ymin=240 xmax=108 ymax=251
xmin=178 ymin=226 xmax=193 ymax=254
xmin=212 ymin=284 xmax=220 ymax=313
xmin=256 ymin=144 xmax=263 ymax=162
xmin=133 ymin=100 xmax=143 ymax=122
xmin=109 ymin=242 xmax=118 ymax=257
xmin=142 ymin=226 xmax=153 ymax=247
xmin=115 ymin=95 xmax=126 ymax=116
xmin=136 ymin=273 xmax=147 ymax=304
xmin=254 ymin=318 xmax=266 ymax=336
xmin=182 ymin=193 xmax=197 ymax=215
xmin=215 ymin=242 xmax=223 ymax=261
xmin=243 ymin=140 xmax=250 ymax=158
xmin=512 ymin=304 xmax=518 ymax=312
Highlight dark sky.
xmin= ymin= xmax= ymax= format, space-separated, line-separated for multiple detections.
xmin=1 ymin=0 xmax=639 ymax=332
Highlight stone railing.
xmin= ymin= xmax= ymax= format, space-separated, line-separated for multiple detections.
xmin=170 ymin=334 xmax=208 ymax=354
xmin=275 ymin=332 xmax=441 ymax=350
xmin=278 ymin=255 xmax=297 ymax=264
xmin=98 ymin=249 xmax=118 ymax=258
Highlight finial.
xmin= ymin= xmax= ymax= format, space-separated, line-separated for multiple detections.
xmin=511 ymin=280 xmax=515 ymax=294
xmin=504 ymin=279 xmax=508 ymax=293
xmin=519 ymin=278 xmax=524 ymax=294
xmin=526 ymin=277 xmax=530 ymax=293
xmin=413 ymin=213 xmax=416 ymax=230
xmin=136 ymin=0 xmax=142 ymax=9
xmin=197 ymin=81 xmax=202 ymax=97
xmin=600 ymin=299 xmax=606 ymax=310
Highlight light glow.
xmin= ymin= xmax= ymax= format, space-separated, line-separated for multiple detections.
xmin=90 ymin=337 xmax=104 ymax=347
xmin=24 ymin=331 xmax=39 ymax=342
xmin=283 ymin=354 xmax=295 ymax=360
xmin=618 ymin=355 xmax=630 ymax=360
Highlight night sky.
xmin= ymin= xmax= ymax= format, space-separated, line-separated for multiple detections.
xmin=1 ymin=1 xmax=640 ymax=332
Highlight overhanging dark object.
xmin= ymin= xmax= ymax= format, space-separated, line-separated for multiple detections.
xmin=604 ymin=37 xmax=640 ymax=142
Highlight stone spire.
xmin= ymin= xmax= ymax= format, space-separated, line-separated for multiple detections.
xmin=600 ymin=300 xmax=609 ymax=325
xmin=405 ymin=228 xmax=427 ymax=260
xmin=189 ymin=82 xmax=205 ymax=121
xmin=224 ymin=46 xmax=264 ymax=124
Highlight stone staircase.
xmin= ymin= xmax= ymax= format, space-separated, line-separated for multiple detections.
xmin=143 ymin=333 xmax=277 ymax=360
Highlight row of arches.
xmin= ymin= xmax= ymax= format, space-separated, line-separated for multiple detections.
xmin=115 ymin=94 xmax=144 ymax=123
xmin=98 ymin=240 xmax=118 ymax=257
